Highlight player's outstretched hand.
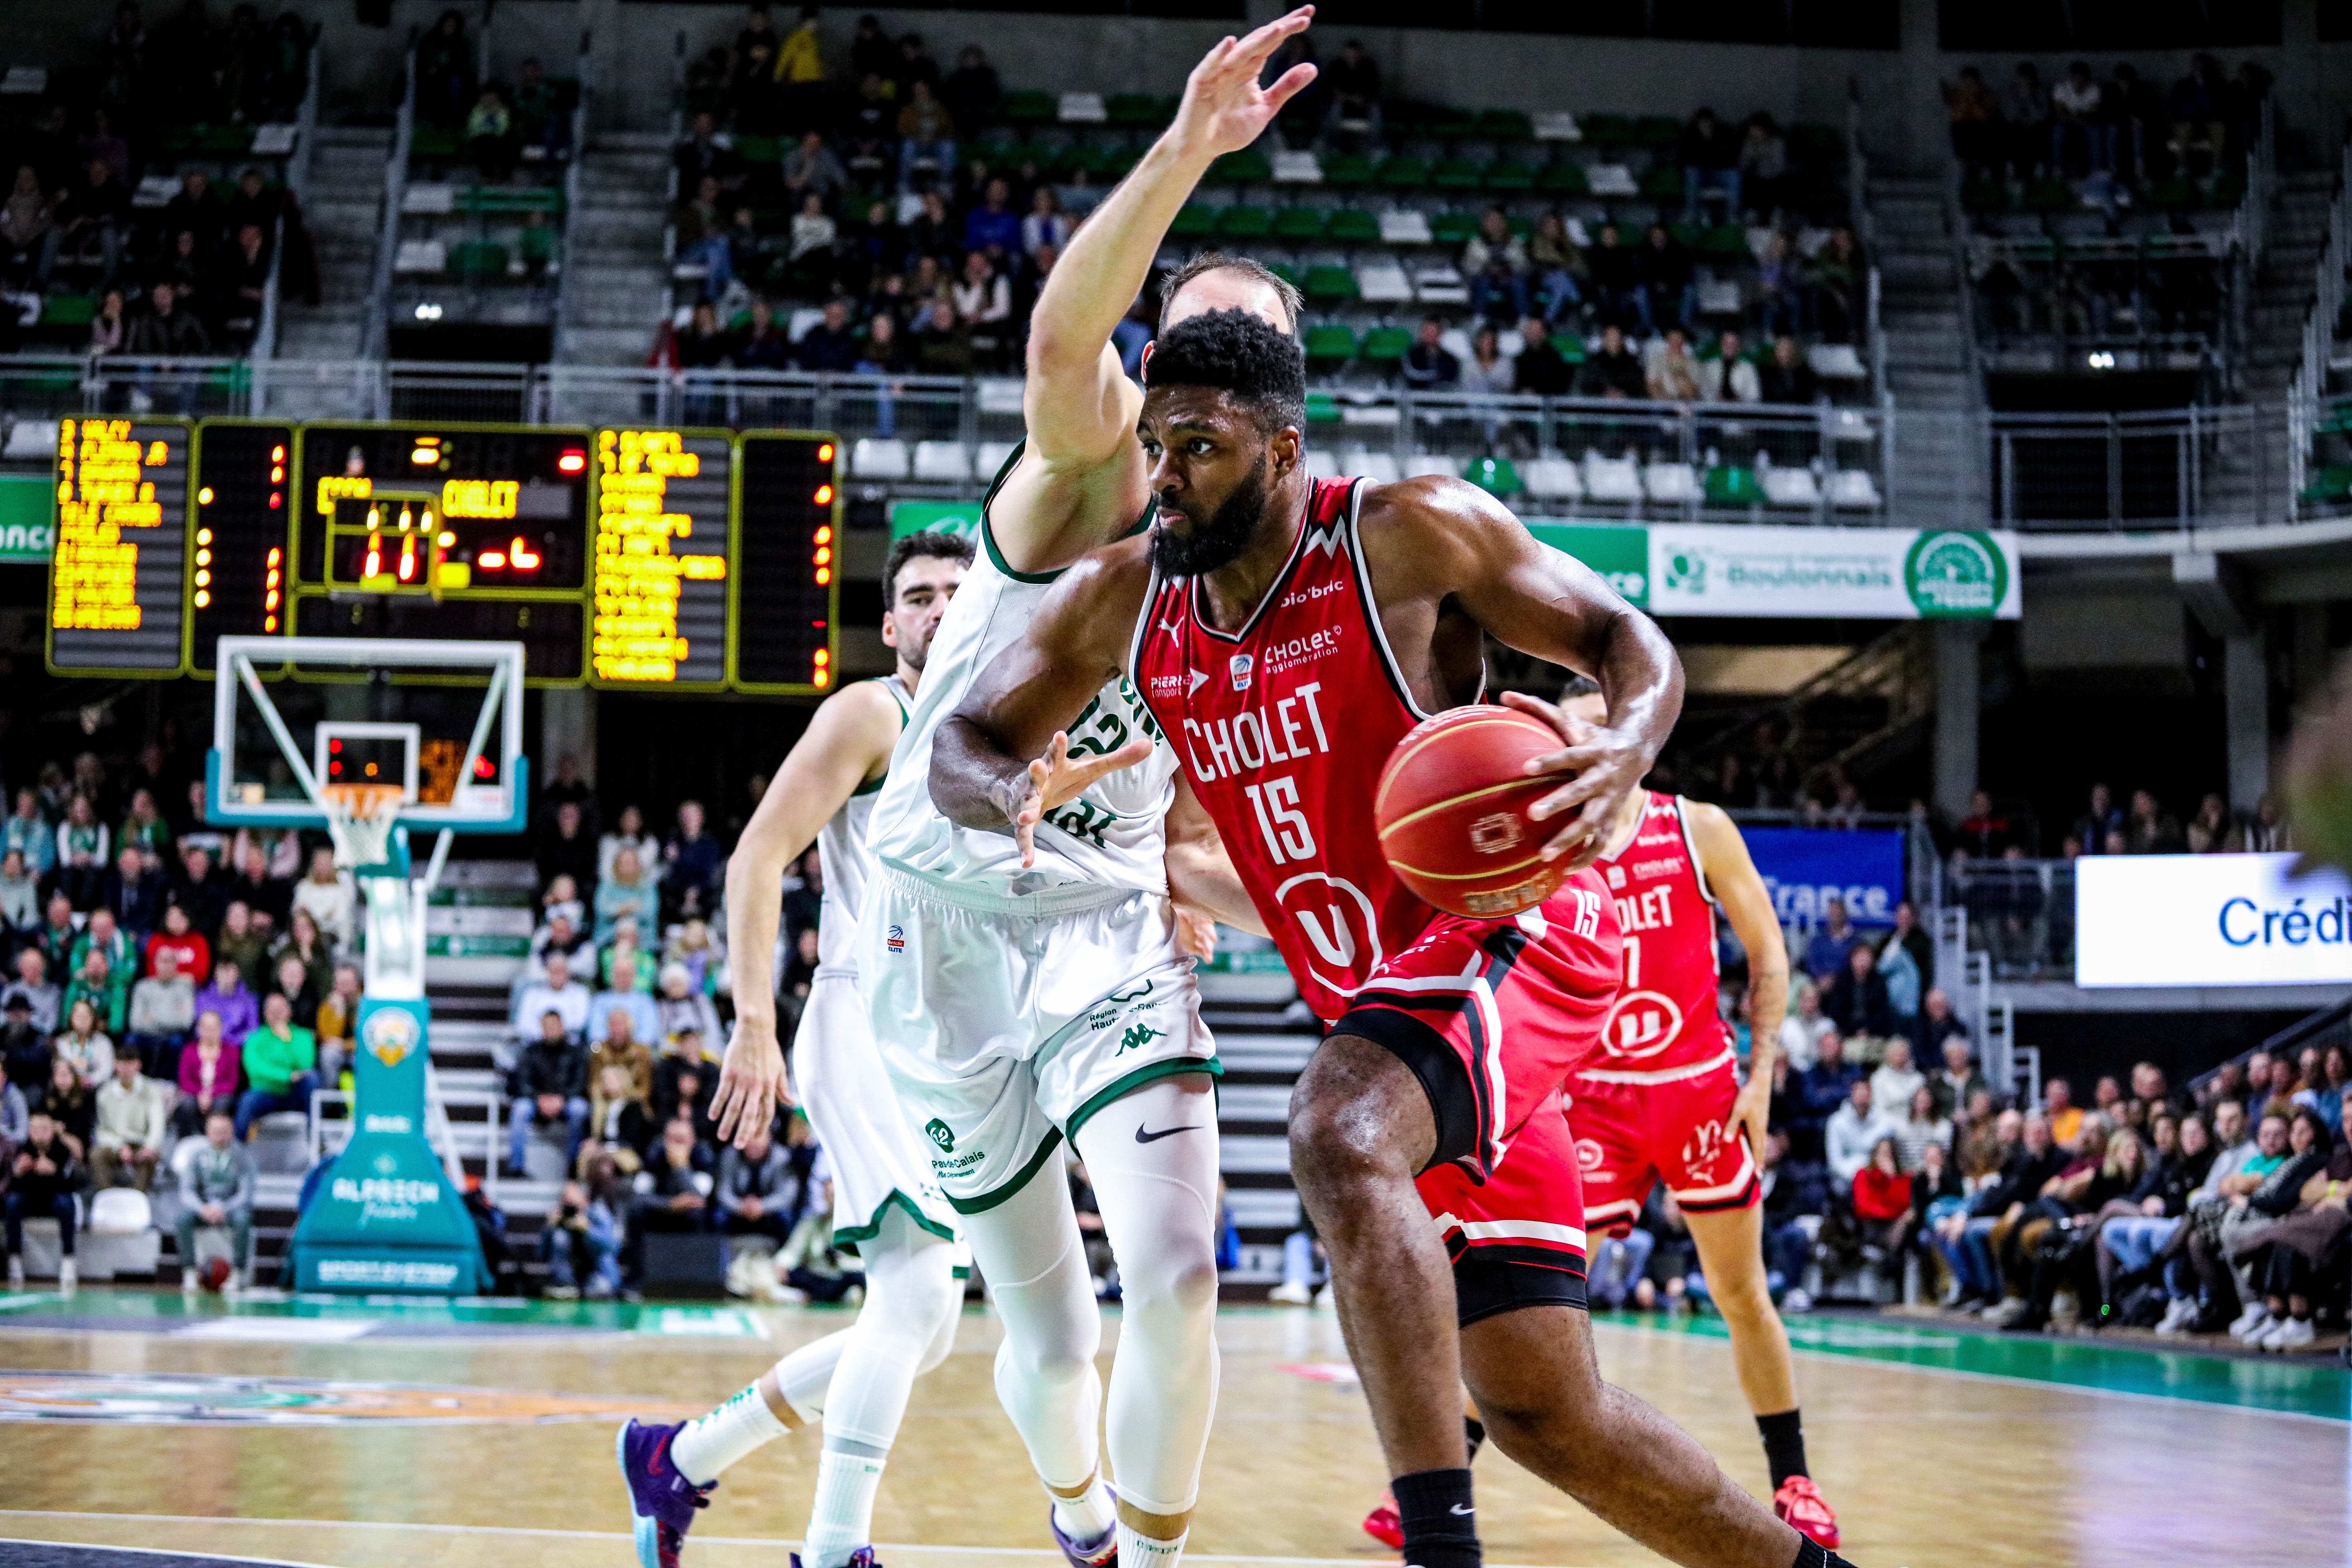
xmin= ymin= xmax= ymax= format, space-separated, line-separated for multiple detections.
xmin=1500 ymin=688 xmax=1650 ymax=869
xmin=1010 ymin=731 xmax=1156 ymax=866
xmin=1172 ymin=6 xmax=1319 ymax=163
xmin=1173 ymin=905 xmax=1221 ymax=962
xmin=712 ymin=1017 xmax=794 ymax=1149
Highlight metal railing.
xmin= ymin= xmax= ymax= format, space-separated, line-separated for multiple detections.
xmin=2287 ymin=131 xmax=2352 ymax=504
xmin=1942 ymin=856 xmax=2076 ymax=982
xmin=2227 ymin=94 xmax=2278 ymax=394
xmin=1987 ymin=403 xmax=2289 ymax=530
xmin=365 ymin=38 xmax=420 ymax=363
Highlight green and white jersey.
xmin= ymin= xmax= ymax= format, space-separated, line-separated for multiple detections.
xmin=814 ymin=674 xmax=911 ymax=974
xmin=866 ymin=445 xmax=1176 ymax=905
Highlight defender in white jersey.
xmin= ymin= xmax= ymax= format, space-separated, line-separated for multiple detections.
xmin=618 ymin=534 xmax=974 ymax=1568
xmin=857 ymin=20 xmax=1321 ymax=1568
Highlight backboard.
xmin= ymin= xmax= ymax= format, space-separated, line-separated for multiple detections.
xmin=208 ymin=637 xmax=530 ymax=835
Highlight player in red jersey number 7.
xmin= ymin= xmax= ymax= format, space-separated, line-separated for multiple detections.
xmin=932 ymin=309 xmax=1854 ymax=1568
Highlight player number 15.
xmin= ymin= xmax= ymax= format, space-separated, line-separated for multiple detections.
xmin=1244 ymin=776 xmax=1316 ymax=865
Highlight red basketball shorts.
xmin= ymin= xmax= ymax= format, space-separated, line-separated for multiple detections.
xmin=1572 ymin=1058 xmax=1761 ymax=1236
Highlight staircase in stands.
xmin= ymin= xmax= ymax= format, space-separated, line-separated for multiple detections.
xmin=1867 ymin=174 xmax=1989 ymax=526
xmin=274 ymin=126 xmax=393 ymax=363
xmin=2203 ymin=167 xmax=2341 ymax=520
xmin=556 ymin=133 xmax=673 ymax=366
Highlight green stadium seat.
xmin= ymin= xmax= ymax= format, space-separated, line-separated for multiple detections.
xmin=1431 ymin=157 xmax=1483 ymax=190
xmin=1107 ymin=94 xmax=1162 ymax=126
xmin=1375 ymin=155 xmax=1430 ymax=190
xmin=2300 ymin=464 xmax=2352 ymax=503
xmin=453 ymin=241 xmax=510 ymax=279
xmin=1169 ymin=203 xmax=1217 ymax=241
xmin=1305 ymin=391 xmax=1342 ymax=423
xmin=2021 ymin=177 xmax=2075 ymax=212
xmin=1209 ymin=148 xmax=1272 ymax=184
xmin=519 ymin=225 xmax=555 ymax=264
xmin=1001 ymin=90 xmax=1055 ymax=124
xmin=734 ymin=135 xmax=780 ymax=164
xmin=1303 ymin=323 xmax=1359 ymax=361
xmin=1704 ymin=466 xmax=1763 ymax=506
xmin=1464 ymin=456 xmax=1522 ymax=496
xmin=1267 ymin=261 xmax=1301 ymax=289
xmin=1640 ymin=165 xmax=1684 ymax=200
xmin=1667 ymin=221 xmax=1702 ymax=247
xmin=1326 ymin=208 xmax=1381 ymax=243
xmin=1484 ymin=159 xmax=1535 ymax=192
xmin=1475 ymin=109 xmax=1534 ymax=143
xmin=1321 ymin=151 xmax=1373 ymax=188
xmin=1635 ymin=116 xmax=1682 ymax=148
xmin=975 ymin=126 xmax=1021 ymax=155
xmin=41 ymin=293 xmax=97 ymax=327
xmin=1430 ymin=212 xmax=1478 ymax=245
xmin=201 ymin=125 xmax=255 ymax=152
xmin=1550 ymin=333 xmax=1586 ymax=363
xmin=1423 ymin=105 xmax=1476 ymax=138
xmin=1361 ymin=325 xmax=1413 ymax=362
xmin=1537 ymin=161 xmax=1591 ymax=196
xmin=1581 ymin=114 xmax=1633 ymax=149
xmin=410 ymin=125 xmax=461 ymax=158
xmin=1699 ymin=224 xmax=1749 ymax=258
xmin=1272 ymin=207 xmax=1327 ymax=240
xmin=1303 ymin=265 xmax=1359 ymax=303
xmin=1216 ymin=205 xmax=1272 ymax=239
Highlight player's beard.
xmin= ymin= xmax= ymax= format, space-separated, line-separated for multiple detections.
xmin=1150 ymin=455 xmax=1266 ymax=578
xmin=899 ymin=616 xmax=940 ymax=673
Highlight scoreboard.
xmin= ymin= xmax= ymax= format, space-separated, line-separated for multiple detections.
xmin=45 ymin=419 xmax=841 ymax=694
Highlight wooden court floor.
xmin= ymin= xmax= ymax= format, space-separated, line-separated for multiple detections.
xmin=1 ymin=1293 xmax=2346 ymax=1568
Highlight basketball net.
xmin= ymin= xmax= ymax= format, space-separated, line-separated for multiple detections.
xmin=321 ymin=782 xmax=405 ymax=871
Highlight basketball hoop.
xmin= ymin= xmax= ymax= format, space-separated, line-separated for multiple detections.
xmin=322 ymin=782 xmax=406 ymax=870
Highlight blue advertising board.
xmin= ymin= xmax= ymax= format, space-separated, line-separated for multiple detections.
xmin=1744 ymin=828 xmax=1908 ymax=928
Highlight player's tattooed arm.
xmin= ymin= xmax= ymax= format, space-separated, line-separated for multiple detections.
xmin=712 ymin=681 xmax=901 ymax=1147
xmin=932 ymin=542 xmax=1157 ymax=863
xmin=1686 ymin=800 xmax=1786 ymax=1155
xmin=1359 ymin=477 xmax=1684 ymax=869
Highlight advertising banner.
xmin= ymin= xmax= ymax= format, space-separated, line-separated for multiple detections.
xmin=1526 ymin=520 xmax=2021 ymax=620
xmin=2075 ymin=853 xmax=2352 ymax=988
xmin=1744 ymin=827 xmax=1909 ymax=928
xmin=890 ymin=500 xmax=983 ymax=541
xmin=0 ymin=473 xmax=52 ymax=563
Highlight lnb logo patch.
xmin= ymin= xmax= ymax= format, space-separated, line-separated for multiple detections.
xmin=886 ymin=924 xmax=906 ymax=955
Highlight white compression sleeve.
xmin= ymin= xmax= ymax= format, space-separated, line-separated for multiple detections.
xmin=802 ymin=1208 xmax=966 ymax=1568
xmin=957 ymin=1148 xmax=1107 ymax=1497
xmin=1073 ymin=1072 xmax=1223 ymax=1521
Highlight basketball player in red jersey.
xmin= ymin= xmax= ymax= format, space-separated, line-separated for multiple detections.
xmin=931 ymin=311 xmax=1852 ymax=1568
xmin=1566 ymin=677 xmax=1841 ymax=1544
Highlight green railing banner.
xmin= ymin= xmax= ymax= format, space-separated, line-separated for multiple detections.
xmin=0 ymin=473 xmax=53 ymax=563
xmin=1527 ymin=521 xmax=2020 ymax=619
xmin=890 ymin=500 xmax=984 ymax=541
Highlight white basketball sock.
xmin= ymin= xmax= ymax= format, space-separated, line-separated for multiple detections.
xmin=670 ymin=1377 xmax=791 ymax=1487
xmin=1117 ymin=1523 xmax=1189 ymax=1568
xmin=804 ymin=1441 xmax=889 ymax=1568
xmin=1051 ymin=1478 xmax=1119 ymax=1548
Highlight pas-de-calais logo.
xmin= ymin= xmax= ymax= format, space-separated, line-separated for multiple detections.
xmin=1903 ymin=530 xmax=2007 ymax=617
xmin=363 ymin=1009 xmax=420 ymax=1069
xmin=924 ymin=1118 xmax=955 ymax=1152
xmin=886 ymin=924 xmax=906 ymax=955
xmin=1600 ymin=990 xmax=1684 ymax=1059
xmin=1229 ymin=653 xmax=1254 ymax=690
xmin=1663 ymin=550 xmax=1707 ymax=595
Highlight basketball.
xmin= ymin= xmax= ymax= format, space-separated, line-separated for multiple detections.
xmin=1374 ymin=706 xmax=1570 ymax=918
xmin=200 ymin=1257 xmax=234 ymax=1294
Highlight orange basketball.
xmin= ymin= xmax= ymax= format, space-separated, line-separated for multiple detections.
xmin=1374 ymin=705 xmax=1569 ymax=918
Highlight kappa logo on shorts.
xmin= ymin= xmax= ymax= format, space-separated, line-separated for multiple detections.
xmin=886 ymin=924 xmax=906 ymax=955
xmin=924 ymin=1118 xmax=955 ymax=1152
xmin=1117 ymin=1022 xmax=1167 ymax=1055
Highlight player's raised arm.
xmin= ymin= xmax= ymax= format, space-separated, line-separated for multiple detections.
xmin=1685 ymin=799 xmax=1788 ymax=1154
xmin=992 ymin=7 xmax=1319 ymax=574
xmin=1361 ymin=477 xmax=1684 ymax=868
xmin=711 ymin=682 xmax=902 ymax=1145
xmin=930 ymin=543 xmax=1156 ymax=860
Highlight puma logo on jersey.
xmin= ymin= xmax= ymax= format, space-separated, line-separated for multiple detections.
xmin=1302 ymin=523 xmax=1345 ymax=557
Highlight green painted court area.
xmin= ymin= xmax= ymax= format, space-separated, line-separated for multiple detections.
xmin=1599 ymin=1308 xmax=2352 ymax=1423
xmin=0 ymin=1287 xmax=816 ymax=1339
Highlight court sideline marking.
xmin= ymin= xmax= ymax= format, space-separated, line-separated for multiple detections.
xmin=0 ymin=1512 xmax=1603 ymax=1568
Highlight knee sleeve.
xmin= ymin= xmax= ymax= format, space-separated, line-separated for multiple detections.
xmin=1075 ymin=1074 xmax=1223 ymax=1518
xmin=816 ymin=1209 xmax=964 ymax=1450
xmin=961 ymin=1152 xmax=1104 ymax=1492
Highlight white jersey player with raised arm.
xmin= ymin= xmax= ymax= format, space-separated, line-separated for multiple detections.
xmin=853 ymin=19 xmax=1322 ymax=1568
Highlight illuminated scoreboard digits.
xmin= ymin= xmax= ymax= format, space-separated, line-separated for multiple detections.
xmin=592 ymin=430 xmax=733 ymax=687
xmin=49 ymin=418 xmax=189 ymax=673
xmin=187 ymin=422 xmax=294 ymax=669
xmin=734 ymin=434 xmax=841 ymax=693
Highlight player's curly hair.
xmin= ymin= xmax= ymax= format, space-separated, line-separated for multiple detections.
xmin=1143 ymin=307 xmax=1307 ymax=437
